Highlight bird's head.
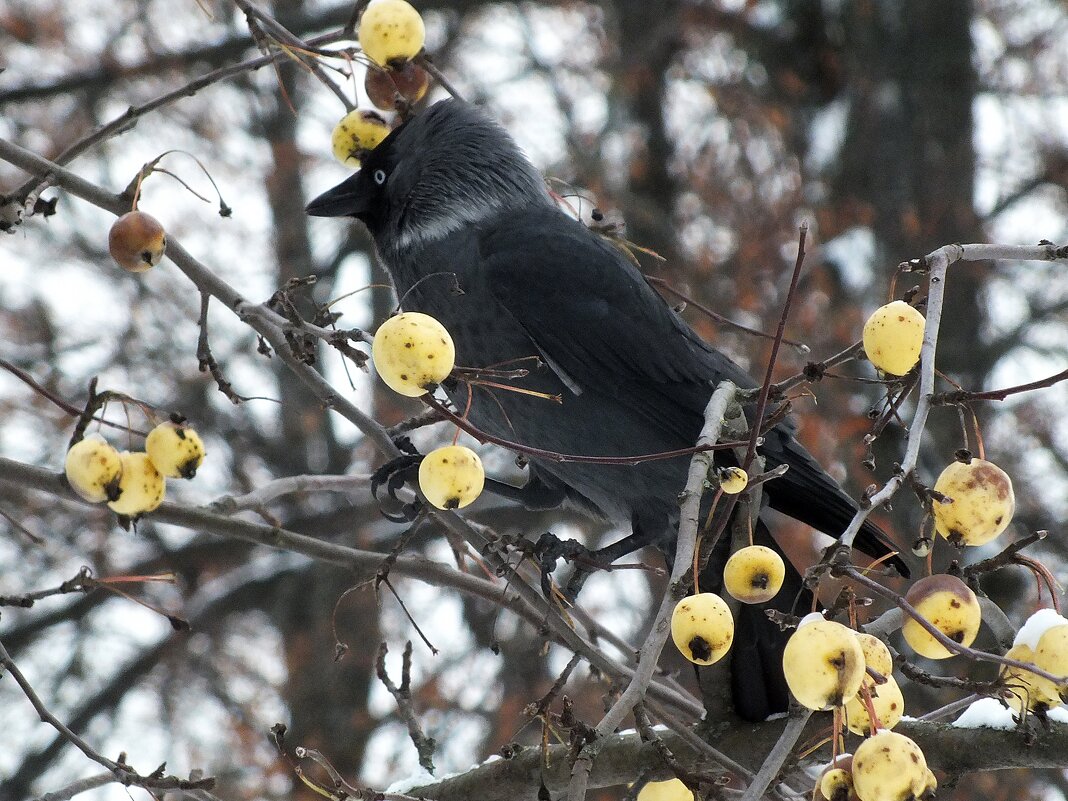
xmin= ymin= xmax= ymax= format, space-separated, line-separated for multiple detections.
xmin=306 ymin=99 xmax=551 ymax=250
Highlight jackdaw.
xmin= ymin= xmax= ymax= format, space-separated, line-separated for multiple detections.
xmin=308 ymin=99 xmax=907 ymax=721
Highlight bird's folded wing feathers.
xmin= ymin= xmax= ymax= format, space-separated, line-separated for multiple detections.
xmin=480 ymin=210 xmax=753 ymax=428
xmin=478 ymin=209 xmax=908 ymax=574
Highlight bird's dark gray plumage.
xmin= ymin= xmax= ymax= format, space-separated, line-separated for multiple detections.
xmin=308 ymin=99 xmax=907 ymax=720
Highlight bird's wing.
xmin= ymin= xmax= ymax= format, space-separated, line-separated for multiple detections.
xmin=480 ymin=208 xmax=749 ymax=433
xmin=479 ymin=208 xmax=908 ymax=574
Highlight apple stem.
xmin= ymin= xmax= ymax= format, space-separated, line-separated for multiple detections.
xmin=860 ymin=685 xmax=883 ymax=733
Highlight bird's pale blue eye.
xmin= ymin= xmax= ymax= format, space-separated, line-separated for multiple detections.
xmin=374 ymin=169 xmax=387 ymax=185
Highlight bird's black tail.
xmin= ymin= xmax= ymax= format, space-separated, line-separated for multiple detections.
xmin=696 ymin=518 xmax=812 ymax=722
xmin=763 ymin=434 xmax=911 ymax=579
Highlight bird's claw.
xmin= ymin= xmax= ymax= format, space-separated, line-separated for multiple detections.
xmin=371 ymin=452 xmax=424 ymax=522
xmin=532 ymin=532 xmax=608 ymax=600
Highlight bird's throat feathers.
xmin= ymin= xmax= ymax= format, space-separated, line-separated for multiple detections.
xmin=381 ymin=100 xmax=554 ymax=250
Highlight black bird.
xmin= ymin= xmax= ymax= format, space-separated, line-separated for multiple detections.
xmin=308 ymin=99 xmax=907 ymax=720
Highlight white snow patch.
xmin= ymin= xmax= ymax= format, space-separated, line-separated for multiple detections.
xmin=387 ymin=769 xmax=439 ymax=794
xmin=1013 ymin=608 xmax=1068 ymax=651
xmin=798 ymin=611 xmax=826 ymax=628
xmin=952 ymin=697 xmax=1017 ymax=730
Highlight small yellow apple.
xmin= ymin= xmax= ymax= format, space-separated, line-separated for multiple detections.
xmin=932 ymin=457 xmax=1015 ymax=546
xmin=901 ymin=574 xmax=981 ymax=659
xmin=670 ymin=592 xmax=734 ymax=666
xmin=372 ymin=311 xmax=455 ymax=397
xmin=64 ymin=434 xmax=122 ymax=503
xmin=358 ymin=0 xmax=426 ymax=67
xmin=862 ymin=300 xmax=925 ymax=376
xmin=418 ymin=445 xmax=484 ymax=509
xmin=107 ymin=451 xmax=166 ymax=517
xmin=783 ymin=618 xmax=865 ymax=710
xmin=722 ymin=545 xmax=785 ymax=604
xmin=331 ymin=110 xmax=392 ymax=168
xmin=146 ymin=421 xmax=205 ymax=479
xmin=851 ymin=732 xmax=929 ymax=801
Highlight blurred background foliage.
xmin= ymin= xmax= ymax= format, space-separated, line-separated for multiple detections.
xmin=1 ymin=1 xmax=1067 ymax=799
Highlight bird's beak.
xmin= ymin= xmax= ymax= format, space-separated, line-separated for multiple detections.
xmin=306 ymin=172 xmax=368 ymax=218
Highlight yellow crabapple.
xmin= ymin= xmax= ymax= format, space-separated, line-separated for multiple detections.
xmin=1033 ymin=623 xmax=1068 ymax=700
xmin=932 ymin=457 xmax=1015 ymax=546
xmin=782 ymin=618 xmax=866 ymax=710
xmin=64 ymin=433 xmax=122 ymax=503
xmin=418 ymin=445 xmax=484 ymax=509
xmin=358 ymin=0 xmax=425 ymax=67
xmin=819 ymin=766 xmax=857 ymax=801
xmin=371 ymin=311 xmax=456 ymax=397
xmin=107 ymin=451 xmax=166 ymax=517
xmin=850 ymin=731 xmax=929 ymax=801
xmin=331 ymin=110 xmax=392 ymax=168
xmin=718 ymin=466 xmax=748 ymax=494
xmin=844 ymin=675 xmax=905 ymax=735
xmin=670 ymin=592 xmax=734 ymax=666
xmin=862 ymin=300 xmax=925 ymax=376
xmin=901 ymin=574 xmax=981 ymax=659
xmin=146 ymin=420 xmax=205 ymax=479
xmin=722 ymin=545 xmax=785 ymax=604
xmin=856 ymin=633 xmax=894 ymax=690
xmin=635 ymin=778 xmax=691 ymax=801
xmin=1000 ymin=643 xmax=1063 ymax=713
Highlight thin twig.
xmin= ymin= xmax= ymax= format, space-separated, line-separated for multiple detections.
xmin=688 ymin=226 xmax=811 ymax=582
xmin=770 ymin=342 xmax=864 ymax=398
xmin=414 ymin=54 xmax=466 ymax=102
xmin=744 ymin=225 xmax=809 ymax=472
xmin=633 ymin=704 xmax=726 ymax=793
xmin=932 ymin=367 xmax=1068 ymax=404
xmin=595 ymin=382 xmax=738 ymax=736
xmin=917 ymin=694 xmax=982 ymax=722
xmin=528 ymin=653 xmax=584 ymax=717
xmin=235 ymin=0 xmax=355 ymax=111
xmin=197 ymin=292 xmax=253 ymax=404
xmin=0 ymin=503 xmax=46 ymax=545
xmin=642 ymin=700 xmax=758 ymax=785
xmin=422 ymin=392 xmax=755 ymax=466
xmin=386 ymin=408 xmax=447 ymax=438
xmin=0 ymin=358 xmax=137 ymax=435
xmin=8 ymin=28 xmax=354 ymax=204
xmin=0 ymin=638 xmax=215 ymax=793
xmin=0 ymin=567 xmax=95 ymax=608
xmin=645 ymin=275 xmax=808 ymax=351
xmin=376 ymin=641 xmax=437 ymax=773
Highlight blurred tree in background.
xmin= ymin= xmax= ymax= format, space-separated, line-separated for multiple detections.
xmin=2 ymin=1 xmax=1068 ymax=800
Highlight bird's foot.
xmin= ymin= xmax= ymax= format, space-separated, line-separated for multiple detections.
xmin=370 ymin=447 xmax=424 ymax=522
xmin=531 ymin=532 xmax=614 ymax=600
